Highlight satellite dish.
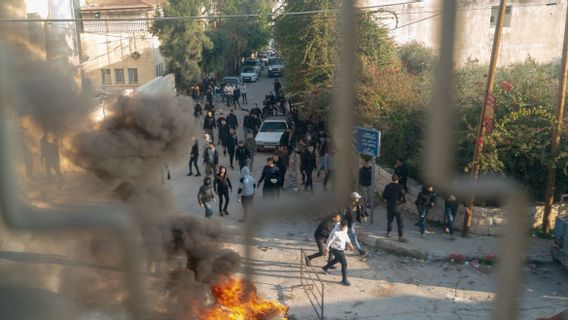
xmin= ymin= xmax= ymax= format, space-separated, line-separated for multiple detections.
xmin=131 ymin=51 xmax=141 ymax=59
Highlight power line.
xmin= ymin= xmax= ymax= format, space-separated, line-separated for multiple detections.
xmin=0 ymin=1 xmax=423 ymax=23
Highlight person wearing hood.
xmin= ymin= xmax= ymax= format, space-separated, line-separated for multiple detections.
xmin=198 ymin=176 xmax=215 ymax=218
xmin=237 ymin=166 xmax=256 ymax=222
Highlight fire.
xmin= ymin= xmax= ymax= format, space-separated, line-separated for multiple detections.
xmin=198 ymin=277 xmax=288 ymax=320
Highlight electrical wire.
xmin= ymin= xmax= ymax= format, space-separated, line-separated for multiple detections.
xmin=0 ymin=1 xmax=424 ymax=23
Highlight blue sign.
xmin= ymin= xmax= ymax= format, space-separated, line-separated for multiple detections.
xmin=353 ymin=127 xmax=381 ymax=157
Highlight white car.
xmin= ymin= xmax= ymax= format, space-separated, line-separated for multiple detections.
xmin=255 ymin=116 xmax=293 ymax=151
xmin=240 ymin=66 xmax=258 ymax=82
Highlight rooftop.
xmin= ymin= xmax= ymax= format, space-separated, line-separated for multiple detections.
xmin=81 ymin=0 xmax=158 ymax=11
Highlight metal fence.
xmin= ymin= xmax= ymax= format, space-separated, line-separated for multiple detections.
xmin=0 ymin=1 xmax=566 ymax=320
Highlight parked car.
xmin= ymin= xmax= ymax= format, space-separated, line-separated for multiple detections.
xmin=258 ymin=52 xmax=268 ymax=66
xmin=244 ymin=58 xmax=262 ymax=75
xmin=267 ymin=57 xmax=285 ymax=78
xmin=222 ymin=76 xmax=240 ymax=87
xmin=240 ymin=66 xmax=258 ymax=82
xmin=255 ymin=116 xmax=293 ymax=151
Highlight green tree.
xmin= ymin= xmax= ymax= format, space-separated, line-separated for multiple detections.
xmin=202 ymin=0 xmax=272 ymax=75
xmin=153 ymin=0 xmax=212 ymax=92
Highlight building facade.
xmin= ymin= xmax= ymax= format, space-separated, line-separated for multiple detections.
xmin=361 ymin=0 xmax=566 ymax=66
xmin=80 ymin=0 xmax=165 ymax=94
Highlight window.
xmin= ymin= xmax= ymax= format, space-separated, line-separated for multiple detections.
xmin=155 ymin=62 xmax=164 ymax=77
xmin=490 ymin=6 xmax=512 ymax=28
xmin=128 ymin=68 xmax=138 ymax=84
xmin=101 ymin=69 xmax=111 ymax=85
xmin=114 ymin=69 xmax=124 ymax=84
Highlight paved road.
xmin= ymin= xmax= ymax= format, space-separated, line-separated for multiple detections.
xmin=166 ymin=73 xmax=568 ymax=319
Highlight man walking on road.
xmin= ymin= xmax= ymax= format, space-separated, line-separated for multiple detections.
xmin=240 ymin=83 xmax=248 ymax=105
xmin=415 ymin=185 xmax=436 ymax=238
xmin=213 ymin=166 xmax=232 ymax=216
xmin=305 ymin=212 xmax=341 ymax=266
xmin=301 ymin=144 xmax=317 ymax=192
xmin=258 ymin=157 xmax=280 ymax=201
xmin=187 ymin=138 xmax=201 ymax=176
xmin=226 ymin=128 xmax=238 ymax=170
xmin=358 ymin=159 xmax=373 ymax=208
xmin=237 ymin=166 xmax=255 ymax=223
xmin=203 ymin=111 xmax=216 ymax=142
xmin=227 ymin=109 xmax=238 ymax=131
xmin=245 ymin=133 xmax=256 ymax=170
xmin=203 ymin=142 xmax=219 ymax=177
xmin=198 ymin=176 xmax=215 ymax=218
xmin=343 ymin=192 xmax=368 ymax=256
xmin=235 ymin=140 xmax=251 ymax=172
xmin=322 ymin=219 xmax=355 ymax=286
xmin=382 ymin=175 xmax=408 ymax=242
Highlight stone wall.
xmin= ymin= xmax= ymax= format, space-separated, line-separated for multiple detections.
xmin=375 ymin=166 xmax=560 ymax=235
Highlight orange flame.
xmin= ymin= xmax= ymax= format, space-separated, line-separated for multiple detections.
xmin=198 ymin=277 xmax=288 ymax=320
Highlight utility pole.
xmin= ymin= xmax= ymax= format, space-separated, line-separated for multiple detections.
xmin=542 ymin=4 xmax=568 ymax=234
xmin=463 ymin=0 xmax=507 ymax=237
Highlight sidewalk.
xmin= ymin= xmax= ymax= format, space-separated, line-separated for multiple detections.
xmin=357 ymin=207 xmax=555 ymax=264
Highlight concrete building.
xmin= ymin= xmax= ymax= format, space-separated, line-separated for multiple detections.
xmin=79 ymin=0 xmax=165 ymax=94
xmin=361 ymin=0 xmax=566 ymax=66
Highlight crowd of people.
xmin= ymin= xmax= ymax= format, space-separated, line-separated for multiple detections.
xmin=189 ymin=74 xmax=462 ymax=287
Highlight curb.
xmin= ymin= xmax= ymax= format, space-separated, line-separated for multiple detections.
xmin=361 ymin=232 xmax=554 ymax=265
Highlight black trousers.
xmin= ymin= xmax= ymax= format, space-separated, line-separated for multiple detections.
xmin=189 ymin=157 xmax=200 ymax=174
xmin=241 ymin=195 xmax=254 ymax=219
xmin=219 ymin=190 xmax=230 ymax=212
xmin=305 ymin=168 xmax=314 ymax=190
xmin=387 ymin=207 xmax=404 ymax=237
xmin=228 ymin=149 xmax=235 ymax=167
xmin=324 ymin=248 xmax=348 ymax=282
xmin=307 ymin=236 xmax=333 ymax=263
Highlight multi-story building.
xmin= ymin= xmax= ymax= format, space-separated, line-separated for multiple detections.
xmin=361 ymin=0 xmax=566 ymax=66
xmin=80 ymin=0 xmax=165 ymax=94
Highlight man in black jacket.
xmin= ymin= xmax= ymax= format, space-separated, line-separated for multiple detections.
xmin=226 ymin=129 xmax=238 ymax=169
xmin=342 ymin=192 xmax=368 ymax=256
xmin=394 ymin=158 xmax=409 ymax=193
xmin=358 ymin=159 xmax=373 ymax=208
xmin=383 ymin=175 xmax=407 ymax=242
xmin=301 ymin=144 xmax=317 ymax=192
xmin=203 ymin=111 xmax=216 ymax=142
xmin=226 ymin=109 xmax=238 ymax=130
xmin=305 ymin=212 xmax=341 ymax=266
xmin=258 ymin=157 xmax=280 ymax=200
xmin=187 ymin=138 xmax=201 ymax=176
xmin=235 ymin=140 xmax=251 ymax=171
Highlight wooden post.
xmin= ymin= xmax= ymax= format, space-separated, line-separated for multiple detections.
xmin=463 ymin=0 xmax=507 ymax=237
xmin=542 ymin=3 xmax=568 ymax=234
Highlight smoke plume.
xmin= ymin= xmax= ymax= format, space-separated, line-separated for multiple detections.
xmin=0 ymin=1 xmax=240 ymax=319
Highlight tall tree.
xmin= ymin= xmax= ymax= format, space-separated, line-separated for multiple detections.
xmin=202 ymin=0 xmax=272 ymax=75
xmin=153 ymin=0 xmax=212 ymax=92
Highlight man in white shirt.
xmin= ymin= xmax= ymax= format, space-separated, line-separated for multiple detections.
xmin=323 ymin=219 xmax=355 ymax=286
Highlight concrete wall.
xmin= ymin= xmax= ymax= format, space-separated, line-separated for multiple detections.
xmin=375 ymin=166 xmax=560 ymax=235
xmin=360 ymin=0 xmax=566 ymax=66
xmin=80 ymin=7 xmax=165 ymax=94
